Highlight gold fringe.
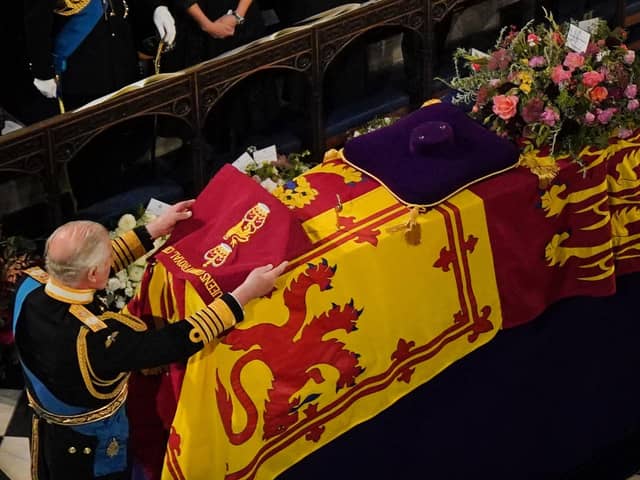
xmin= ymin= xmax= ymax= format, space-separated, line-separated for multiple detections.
xmin=31 ymin=415 xmax=40 ymax=480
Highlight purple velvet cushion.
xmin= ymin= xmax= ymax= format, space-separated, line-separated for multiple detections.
xmin=343 ymin=102 xmax=519 ymax=206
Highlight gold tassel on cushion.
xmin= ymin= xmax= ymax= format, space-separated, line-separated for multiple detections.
xmin=388 ymin=207 xmax=422 ymax=246
xmin=404 ymin=207 xmax=421 ymax=246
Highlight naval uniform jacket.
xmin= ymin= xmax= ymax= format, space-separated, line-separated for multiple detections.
xmin=14 ymin=226 xmax=243 ymax=479
xmin=23 ymin=0 xmax=161 ymax=108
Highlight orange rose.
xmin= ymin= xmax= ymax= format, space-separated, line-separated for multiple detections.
xmin=492 ymin=94 xmax=519 ymax=120
xmin=589 ymin=86 xmax=609 ymax=103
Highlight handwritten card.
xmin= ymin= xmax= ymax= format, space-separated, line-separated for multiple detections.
xmin=146 ymin=198 xmax=172 ymax=217
xmin=578 ymin=18 xmax=600 ymax=34
xmin=566 ymin=24 xmax=590 ymax=53
xmin=470 ymin=48 xmax=490 ymax=58
xmin=232 ymin=152 xmax=256 ymax=172
xmin=252 ymin=145 xmax=278 ymax=164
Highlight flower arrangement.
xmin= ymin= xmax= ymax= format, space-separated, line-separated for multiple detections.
xmin=442 ymin=12 xmax=640 ymax=158
xmin=0 ymin=228 xmax=41 ymax=382
xmin=243 ymin=149 xmax=314 ymax=191
xmin=347 ymin=115 xmax=398 ymax=139
xmin=98 ymin=210 xmax=166 ymax=311
xmin=0 ymin=231 xmax=41 ymax=333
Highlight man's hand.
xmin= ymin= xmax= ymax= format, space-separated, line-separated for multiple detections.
xmin=232 ymin=262 xmax=289 ymax=306
xmin=145 ymin=199 xmax=195 ymax=239
xmin=33 ymin=78 xmax=57 ymax=98
xmin=153 ymin=6 xmax=176 ymax=45
xmin=202 ymin=18 xmax=235 ymax=38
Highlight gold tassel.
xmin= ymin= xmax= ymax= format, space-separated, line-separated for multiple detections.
xmin=388 ymin=207 xmax=422 ymax=245
xmin=404 ymin=207 xmax=421 ymax=246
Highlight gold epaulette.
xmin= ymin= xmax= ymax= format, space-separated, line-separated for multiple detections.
xmin=54 ymin=0 xmax=91 ymax=16
xmin=24 ymin=266 xmax=49 ymax=284
xmin=24 ymin=267 xmax=107 ymax=333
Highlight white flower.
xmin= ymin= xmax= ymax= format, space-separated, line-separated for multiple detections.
xmin=106 ymin=277 xmax=123 ymax=293
xmin=115 ymin=270 xmax=128 ymax=283
xmin=117 ymin=214 xmax=137 ymax=232
xmin=127 ymin=265 xmax=145 ymax=282
xmin=115 ymin=296 xmax=126 ymax=310
xmin=124 ymin=286 xmax=134 ymax=298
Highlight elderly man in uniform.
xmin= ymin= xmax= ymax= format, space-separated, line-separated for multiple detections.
xmin=13 ymin=199 xmax=287 ymax=480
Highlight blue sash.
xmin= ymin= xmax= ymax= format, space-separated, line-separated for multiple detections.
xmin=13 ymin=277 xmax=129 ymax=477
xmin=53 ymin=0 xmax=104 ymax=74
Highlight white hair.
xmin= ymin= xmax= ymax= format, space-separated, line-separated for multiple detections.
xmin=45 ymin=221 xmax=111 ymax=286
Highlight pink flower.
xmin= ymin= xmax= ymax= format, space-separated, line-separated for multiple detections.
xmin=527 ymin=33 xmax=540 ymax=46
xmin=492 ymin=95 xmax=519 ymax=120
xmin=540 ymin=107 xmax=560 ymax=127
xmin=563 ymin=52 xmax=585 ymax=71
xmin=582 ymin=70 xmax=604 ymax=88
xmin=625 ymin=83 xmax=637 ymax=99
xmin=596 ymin=108 xmax=617 ymax=124
xmin=628 ymin=99 xmax=639 ymax=111
xmin=551 ymin=65 xmax=572 ymax=85
xmin=528 ymin=56 xmax=546 ymax=68
xmin=584 ymin=112 xmax=596 ymax=124
xmin=618 ymin=128 xmax=633 ymax=139
xmin=489 ymin=78 xmax=501 ymax=87
xmin=624 ymin=50 xmax=636 ymax=65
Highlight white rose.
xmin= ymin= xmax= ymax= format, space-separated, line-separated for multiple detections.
xmin=115 ymin=296 xmax=126 ymax=310
xmin=117 ymin=214 xmax=137 ymax=232
xmin=106 ymin=278 xmax=123 ymax=293
xmin=127 ymin=265 xmax=145 ymax=282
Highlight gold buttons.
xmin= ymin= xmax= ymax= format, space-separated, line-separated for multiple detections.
xmin=68 ymin=446 xmax=77 ymax=454
xmin=83 ymin=447 xmax=92 ymax=455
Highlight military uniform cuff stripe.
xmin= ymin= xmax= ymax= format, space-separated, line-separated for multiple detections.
xmin=193 ymin=311 xmax=216 ymax=341
xmin=198 ymin=308 xmax=224 ymax=335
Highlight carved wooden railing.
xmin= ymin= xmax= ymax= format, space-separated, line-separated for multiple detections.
xmin=0 ymin=0 xmax=493 ymax=230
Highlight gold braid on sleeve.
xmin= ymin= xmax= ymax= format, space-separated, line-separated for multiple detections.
xmin=111 ymin=230 xmax=146 ymax=273
xmin=184 ymin=298 xmax=237 ymax=345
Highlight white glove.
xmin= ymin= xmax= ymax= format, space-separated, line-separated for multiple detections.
xmin=33 ymin=78 xmax=57 ymax=98
xmin=153 ymin=6 xmax=176 ymax=45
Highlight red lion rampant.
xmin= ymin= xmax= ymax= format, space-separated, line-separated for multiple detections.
xmin=215 ymin=259 xmax=364 ymax=444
